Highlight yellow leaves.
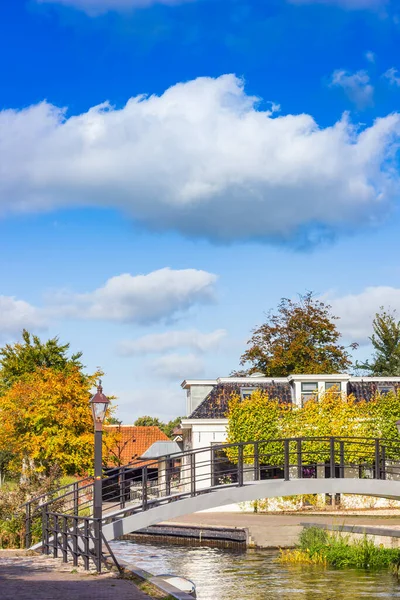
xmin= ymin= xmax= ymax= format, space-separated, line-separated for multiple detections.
xmin=0 ymin=367 xmax=101 ymax=475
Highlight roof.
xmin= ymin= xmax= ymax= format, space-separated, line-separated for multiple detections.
xmin=104 ymin=425 xmax=169 ymax=467
xmin=348 ymin=381 xmax=400 ymax=402
xmin=189 ymin=382 xmax=292 ymax=419
xmin=141 ymin=441 xmax=182 ymax=458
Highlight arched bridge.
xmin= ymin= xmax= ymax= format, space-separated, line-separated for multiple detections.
xmin=25 ymin=436 xmax=400 ymax=571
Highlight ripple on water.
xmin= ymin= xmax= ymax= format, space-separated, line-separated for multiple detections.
xmin=110 ymin=540 xmax=400 ymax=600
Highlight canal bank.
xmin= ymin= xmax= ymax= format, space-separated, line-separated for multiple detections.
xmin=118 ymin=511 xmax=400 ymax=549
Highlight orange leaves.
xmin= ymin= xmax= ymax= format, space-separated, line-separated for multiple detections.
xmin=0 ymin=368 xmax=98 ymax=475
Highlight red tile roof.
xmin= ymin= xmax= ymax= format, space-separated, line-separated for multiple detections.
xmin=104 ymin=425 xmax=169 ymax=467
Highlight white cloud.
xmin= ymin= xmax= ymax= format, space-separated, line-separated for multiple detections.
xmin=118 ymin=328 xmax=226 ymax=355
xmin=49 ymin=268 xmax=217 ymax=324
xmin=330 ymin=69 xmax=374 ymax=108
xmin=0 ymin=296 xmax=46 ymax=337
xmin=383 ymin=68 xmax=400 ymax=86
xmin=1 ymin=75 xmax=400 ymax=244
xmin=365 ymin=51 xmax=376 ymax=64
xmin=326 ymin=286 xmax=400 ymax=343
xmin=150 ymin=353 xmax=204 ymax=380
xmin=288 ymin=0 xmax=387 ymax=9
xmin=37 ymin=0 xmax=191 ymax=14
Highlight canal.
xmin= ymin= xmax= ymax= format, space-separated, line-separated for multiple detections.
xmin=111 ymin=539 xmax=400 ymax=599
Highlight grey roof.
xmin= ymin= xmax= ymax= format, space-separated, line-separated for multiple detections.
xmin=189 ymin=382 xmax=292 ymax=419
xmin=140 ymin=441 xmax=182 ymax=458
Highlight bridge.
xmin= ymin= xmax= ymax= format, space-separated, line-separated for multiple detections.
xmin=24 ymin=436 xmax=400 ymax=571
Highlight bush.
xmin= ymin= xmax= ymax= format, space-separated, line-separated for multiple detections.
xmin=0 ymin=465 xmax=63 ymax=549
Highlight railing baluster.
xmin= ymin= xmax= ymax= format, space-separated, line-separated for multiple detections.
xmin=238 ymin=444 xmax=244 ymax=487
xmin=72 ymin=516 xmax=78 ymax=567
xmin=119 ymin=466 xmax=126 ymax=509
xmin=53 ymin=514 xmax=58 ymax=558
xmin=142 ymin=466 xmax=148 ymax=511
xmin=375 ymin=439 xmax=380 ymax=480
xmin=254 ymin=442 xmax=260 ymax=481
xmin=190 ymin=453 xmax=196 ymax=497
xmin=83 ymin=518 xmax=90 ymax=570
xmin=330 ymin=437 xmax=335 ymax=479
xmin=381 ymin=445 xmax=386 ymax=480
xmin=73 ymin=482 xmax=79 ymax=516
xmin=297 ymin=439 xmax=302 ymax=479
xmin=25 ymin=502 xmax=31 ymax=549
xmin=62 ymin=516 xmax=68 ymax=563
xmin=339 ymin=441 xmax=345 ymax=478
xmin=210 ymin=447 xmax=215 ymax=487
xmin=165 ymin=457 xmax=171 ymax=496
xmin=284 ymin=439 xmax=290 ymax=481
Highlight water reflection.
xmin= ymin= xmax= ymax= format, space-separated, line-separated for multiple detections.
xmin=111 ymin=540 xmax=400 ymax=600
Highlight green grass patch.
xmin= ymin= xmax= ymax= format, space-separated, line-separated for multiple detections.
xmin=279 ymin=526 xmax=400 ymax=572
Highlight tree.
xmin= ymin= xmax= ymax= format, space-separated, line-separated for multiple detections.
xmin=356 ymin=309 xmax=400 ymax=376
xmin=239 ymin=292 xmax=354 ymax=376
xmin=0 ymin=368 xmax=99 ymax=475
xmin=0 ymin=330 xmax=83 ymax=392
xmin=133 ymin=415 xmax=182 ymax=439
xmin=134 ymin=416 xmax=163 ymax=428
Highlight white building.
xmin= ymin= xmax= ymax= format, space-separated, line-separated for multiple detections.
xmin=180 ymin=373 xmax=400 ymax=492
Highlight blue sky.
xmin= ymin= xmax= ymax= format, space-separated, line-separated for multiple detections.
xmin=1 ymin=0 xmax=400 ymax=421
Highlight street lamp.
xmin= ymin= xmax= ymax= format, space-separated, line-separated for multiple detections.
xmin=90 ymin=380 xmax=110 ymax=520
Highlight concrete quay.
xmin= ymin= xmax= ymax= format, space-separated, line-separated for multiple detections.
xmin=164 ymin=511 xmax=400 ymax=548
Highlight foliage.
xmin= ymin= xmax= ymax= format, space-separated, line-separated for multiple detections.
xmin=279 ymin=527 xmax=400 ymax=571
xmin=239 ymin=292 xmax=354 ymax=376
xmin=226 ymin=387 xmax=400 ymax=464
xmin=226 ymin=389 xmax=288 ymax=464
xmin=0 ymin=330 xmax=84 ymax=392
xmin=357 ymin=309 xmax=400 ymax=376
xmin=0 ymin=466 xmax=63 ymax=549
xmin=134 ymin=415 xmax=183 ymax=440
xmin=0 ymin=367 xmax=99 ymax=476
xmin=0 ymin=450 xmax=14 ymax=487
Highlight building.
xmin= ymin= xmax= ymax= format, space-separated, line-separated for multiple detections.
xmin=180 ymin=374 xmax=400 ymax=494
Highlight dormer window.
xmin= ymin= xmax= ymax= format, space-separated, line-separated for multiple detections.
xmin=377 ymin=384 xmax=395 ymax=395
xmin=241 ymin=388 xmax=258 ymax=400
xmin=301 ymin=382 xmax=318 ymax=406
xmin=325 ymin=382 xmax=342 ymax=392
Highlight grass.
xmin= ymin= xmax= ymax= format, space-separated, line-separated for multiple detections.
xmin=278 ymin=526 xmax=400 ymax=572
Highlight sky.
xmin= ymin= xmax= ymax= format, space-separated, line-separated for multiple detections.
xmin=1 ymin=0 xmax=400 ymax=422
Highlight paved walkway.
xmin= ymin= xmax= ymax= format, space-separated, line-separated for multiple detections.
xmin=166 ymin=511 xmax=400 ymax=547
xmin=0 ymin=552 xmax=152 ymax=600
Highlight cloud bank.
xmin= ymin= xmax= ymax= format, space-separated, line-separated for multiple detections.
xmin=151 ymin=353 xmax=204 ymax=380
xmin=288 ymin=0 xmax=388 ymax=9
xmin=118 ymin=328 xmax=226 ymax=355
xmin=327 ymin=286 xmax=400 ymax=343
xmin=49 ymin=268 xmax=217 ymax=324
xmin=37 ymin=0 xmax=191 ymax=14
xmin=1 ymin=75 xmax=400 ymax=244
xmin=330 ymin=69 xmax=374 ymax=108
xmin=0 ymin=296 xmax=46 ymax=338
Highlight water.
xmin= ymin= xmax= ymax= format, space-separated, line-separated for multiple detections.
xmin=111 ymin=540 xmax=400 ymax=600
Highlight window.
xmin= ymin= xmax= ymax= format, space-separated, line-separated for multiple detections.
xmin=325 ymin=382 xmax=342 ymax=392
xmin=240 ymin=388 xmax=258 ymax=400
xmin=301 ymin=382 xmax=318 ymax=406
xmin=377 ymin=384 xmax=395 ymax=395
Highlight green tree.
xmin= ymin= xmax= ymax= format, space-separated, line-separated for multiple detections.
xmin=0 ymin=330 xmax=83 ymax=391
xmin=134 ymin=416 xmax=163 ymax=428
xmin=134 ymin=415 xmax=182 ymax=439
xmin=239 ymin=292 xmax=354 ymax=376
xmin=356 ymin=309 xmax=400 ymax=376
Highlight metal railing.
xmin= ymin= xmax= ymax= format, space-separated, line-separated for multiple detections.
xmin=24 ymin=436 xmax=400 ymax=571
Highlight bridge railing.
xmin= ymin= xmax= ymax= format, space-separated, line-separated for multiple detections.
xmin=25 ymin=436 xmax=400 ymax=568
